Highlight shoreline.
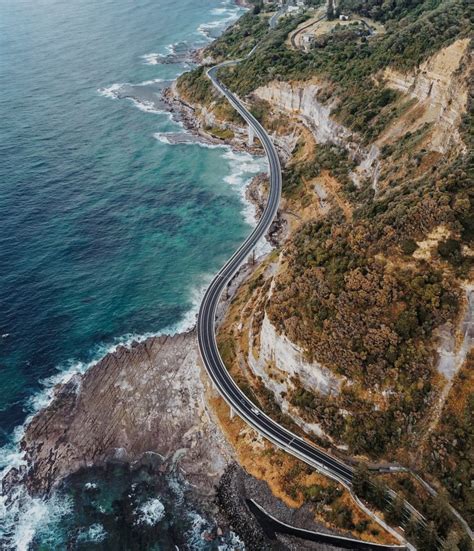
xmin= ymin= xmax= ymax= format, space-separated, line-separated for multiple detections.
xmin=160 ymin=80 xmax=264 ymax=155
xmin=0 ymin=1 xmax=271 ymax=546
xmin=0 ymin=0 xmax=262 ymax=484
xmin=0 ymin=6 xmax=284 ymax=546
xmin=0 ymin=1 xmax=335 ymax=548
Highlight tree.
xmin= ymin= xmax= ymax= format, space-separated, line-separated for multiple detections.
xmin=385 ymin=495 xmax=405 ymax=527
xmin=416 ymin=521 xmax=439 ymax=551
xmin=438 ymin=239 xmax=462 ymax=265
xmin=327 ymin=0 xmax=335 ymax=20
xmin=443 ymin=530 xmax=461 ymax=551
xmin=352 ymin=464 xmax=371 ymax=498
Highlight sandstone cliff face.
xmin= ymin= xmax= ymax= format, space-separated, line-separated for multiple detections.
xmin=382 ymin=39 xmax=471 ymax=153
xmin=247 ymin=311 xmax=342 ymax=440
xmin=253 ymin=80 xmax=380 ymax=188
xmin=435 ymin=284 xmax=474 ymax=381
xmin=254 ymin=81 xmax=352 ymax=147
xmin=20 ymin=332 xmax=233 ymax=495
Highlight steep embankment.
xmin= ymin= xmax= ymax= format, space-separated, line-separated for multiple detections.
xmin=381 ymin=38 xmax=471 ymax=154
xmin=224 ymin=36 xmax=472 ymax=460
xmin=177 ymin=2 xmax=473 ymax=545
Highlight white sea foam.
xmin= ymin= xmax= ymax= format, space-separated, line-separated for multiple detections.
xmin=135 ymin=498 xmax=165 ymax=526
xmin=166 ymin=472 xmax=186 ymax=508
xmin=141 ymin=52 xmax=163 ymax=65
xmin=0 ymin=489 xmax=73 ymax=551
xmin=185 ymin=511 xmax=212 ymax=548
xmin=137 ymin=78 xmax=165 ymax=86
xmin=0 ymin=287 xmax=204 ymax=549
xmin=224 ymin=150 xmax=268 ymax=215
xmin=197 ymin=2 xmax=241 ymax=40
xmin=98 ymin=84 xmax=166 ymax=116
xmin=211 ymin=7 xmax=227 ymax=15
xmin=77 ymin=523 xmax=107 ymax=543
xmin=196 ymin=141 xmax=228 ymax=149
xmin=152 ymin=130 xmax=270 ymax=251
xmin=153 ymin=131 xmax=271 ymax=254
xmin=141 ymin=41 xmax=188 ymax=65
xmin=153 ymin=132 xmax=227 ymax=149
xmin=1 ymin=2 xmax=263 ymax=546
xmin=128 ymin=98 xmax=163 ymax=114
xmin=97 ymin=82 xmax=123 ymax=99
xmin=183 ymin=510 xmax=245 ymax=550
xmin=153 ymin=132 xmax=173 ymax=145
xmin=163 ymin=42 xmax=182 ymax=56
xmin=219 ymin=532 xmax=246 ymax=551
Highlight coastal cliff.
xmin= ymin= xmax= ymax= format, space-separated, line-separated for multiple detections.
xmin=382 ymin=38 xmax=471 ymax=154
xmin=6 ymin=1 xmax=473 ymax=548
xmin=192 ymin=3 xmax=473 ymax=544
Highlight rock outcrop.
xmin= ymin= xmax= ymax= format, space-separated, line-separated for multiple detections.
xmin=248 ymin=312 xmax=342 ymax=440
xmin=382 ymin=38 xmax=471 ymax=153
xmin=250 ymin=312 xmax=341 ymax=396
xmin=253 ymin=80 xmax=380 ymax=188
xmin=20 ymin=332 xmax=233 ymax=496
xmin=254 ymin=81 xmax=351 ymax=147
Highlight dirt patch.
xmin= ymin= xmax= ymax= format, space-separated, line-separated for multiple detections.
xmin=413 ymin=225 xmax=451 ymax=261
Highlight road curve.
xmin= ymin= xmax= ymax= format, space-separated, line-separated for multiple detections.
xmin=197 ymin=60 xmax=354 ymax=487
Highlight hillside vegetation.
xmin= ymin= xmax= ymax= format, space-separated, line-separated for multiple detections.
xmin=216 ymin=0 xmax=471 ymax=142
xmin=178 ymin=0 xmax=473 ymax=539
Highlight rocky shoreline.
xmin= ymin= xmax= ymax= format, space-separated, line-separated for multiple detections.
xmin=4 ymin=283 xmax=340 ymax=549
xmin=161 ymin=81 xmax=264 ymax=155
xmin=0 ymin=9 xmax=361 ymax=549
xmin=0 ymin=162 xmax=329 ymax=550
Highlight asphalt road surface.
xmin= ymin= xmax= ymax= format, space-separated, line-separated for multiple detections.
xmin=197 ymin=60 xmax=354 ymax=487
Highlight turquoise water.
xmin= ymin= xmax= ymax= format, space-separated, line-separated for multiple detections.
xmin=0 ymin=0 xmax=262 ymax=547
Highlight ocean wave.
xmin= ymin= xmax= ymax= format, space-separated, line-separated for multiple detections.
xmin=152 ymin=132 xmax=270 ymax=245
xmin=97 ymin=83 xmax=167 ymax=115
xmin=184 ymin=511 xmax=214 ymax=549
xmin=196 ymin=2 xmax=241 ymax=40
xmin=135 ymin=498 xmax=165 ymax=526
xmin=137 ymin=77 xmax=165 ymax=86
xmin=224 ymin=149 xmax=272 ymax=257
xmin=183 ymin=510 xmax=245 ymax=550
xmin=128 ymin=97 xmax=163 ymax=114
xmin=141 ymin=41 xmax=191 ymax=65
xmin=153 ymin=132 xmax=271 ymax=254
xmin=141 ymin=52 xmax=163 ymax=65
xmin=0 ymin=488 xmax=73 ymax=551
xmin=1 ymin=0 xmax=265 ymax=545
xmin=0 ymin=273 xmax=207 ymax=550
xmin=77 ymin=523 xmax=107 ymax=543
xmin=153 ymin=132 xmax=173 ymax=145
xmin=153 ymin=132 xmax=228 ymax=149
xmin=97 ymin=82 xmax=123 ymax=99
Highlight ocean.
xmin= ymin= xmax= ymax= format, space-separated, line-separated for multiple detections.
xmin=0 ymin=0 xmax=264 ymax=547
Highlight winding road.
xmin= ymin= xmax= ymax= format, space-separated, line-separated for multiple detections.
xmin=197 ymin=36 xmax=410 ymax=551
xmin=195 ymin=10 xmax=472 ymax=548
xmin=197 ymin=61 xmax=353 ymax=487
